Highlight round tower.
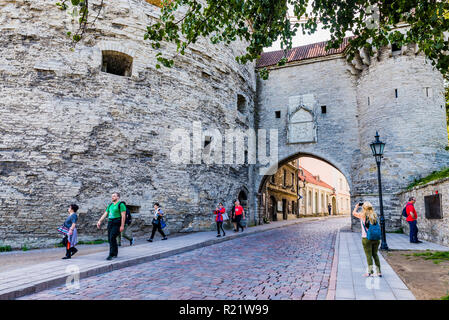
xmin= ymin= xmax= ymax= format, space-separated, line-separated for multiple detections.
xmin=351 ymin=44 xmax=449 ymax=230
xmin=0 ymin=0 xmax=256 ymax=247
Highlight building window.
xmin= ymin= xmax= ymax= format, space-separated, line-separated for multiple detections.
xmin=283 ymin=169 xmax=287 ymax=186
xmin=101 ymin=51 xmax=133 ymax=77
xmin=395 ymin=89 xmax=398 ymax=98
xmin=291 ymin=173 xmax=294 ymax=185
xmin=237 ymin=94 xmax=246 ymax=113
xmin=270 ymin=175 xmax=275 ymax=184
xmin=275 ymin=111 xmax=281 ymax=118
xmin=321 ymin=105 xmax=327 ymax=114
xmin=368 ymin=97 xmax=370 ymax=106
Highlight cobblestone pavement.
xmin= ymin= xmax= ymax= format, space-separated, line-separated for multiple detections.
xmin=22 ymin=217 xmax=349 ymax=300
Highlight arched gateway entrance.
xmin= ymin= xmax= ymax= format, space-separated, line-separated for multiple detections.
xmin=256 ymin=152 xmax=353 ymax=224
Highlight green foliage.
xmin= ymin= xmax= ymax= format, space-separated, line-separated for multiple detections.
xmin=60 ymin=1 xmax=449 ymax=79
xmin=21 ymin=244 xmax=30 ymax=251
xmin=441 ymin=294 xmax=449 ymax=300
xmin=387 ymin=227 xmax=403 ymax=234
xmin=0 ymin=245 xmax=12 ymax=252
xmin=77 ymin=239 xmax=107 ymax=245
xmin=407 ymin=167 xmax=449 ymax=189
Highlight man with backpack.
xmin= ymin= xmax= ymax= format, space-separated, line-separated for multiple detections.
xmin=97 ymin=192 xmax=127 ymax=260
xmin=404 ymin=197 xmax=422 ymax=243
xmin=117 ymin=201 xmax=134 ymax=247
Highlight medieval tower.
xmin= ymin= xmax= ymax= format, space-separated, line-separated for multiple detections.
xmin=0 ymin=0 xmax=448 ymax=247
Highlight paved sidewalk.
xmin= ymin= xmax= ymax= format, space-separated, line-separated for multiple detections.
xmin=332 ymin=232 xmax=449 ymax=300
xmin=0 ymin=216 xmax=337 ymax=300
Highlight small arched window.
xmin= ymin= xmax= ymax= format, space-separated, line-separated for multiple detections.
xmin=101 ymin=50 xmax=133 ymax=77
xmin=237 ymin=94 xmax=246 ymax=113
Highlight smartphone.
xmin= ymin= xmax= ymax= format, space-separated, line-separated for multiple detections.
xmin=358 ymin=202 xmax=364 ymax=206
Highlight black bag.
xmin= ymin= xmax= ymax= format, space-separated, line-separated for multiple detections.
xmin=402 ymin=206 xmax=408 ymax=218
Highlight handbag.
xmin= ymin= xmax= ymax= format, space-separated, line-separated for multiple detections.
xmin=222 ymin=212 xmax=229 ymax=221
xmin=160 ymin=218 xmax=166 ymax=229
xmin=57 ymin=225 xmax=70 ymax=235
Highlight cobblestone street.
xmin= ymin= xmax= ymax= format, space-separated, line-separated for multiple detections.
xmin=22 ymin=217 xmax=349 ymax=300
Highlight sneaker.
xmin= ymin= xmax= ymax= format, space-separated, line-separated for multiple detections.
xmin=62 ymin=256 xmax=71 ymax=260
xmin=416 ymin=240 xmax=423 ymax=243
xmin=130 ymin=238 xmax=135 ymax=246
xmin=147 ymin=239 xmax=153 ymax=242
xmin=223 ymin=233 xmax=226 ymax=237
xmin=216 ymin=234 xmax=221 ymax=238
xmin=162 ymin=237 xmax=168 ymax=240
xmin=106 ymin=256 xmax=114 ymax=260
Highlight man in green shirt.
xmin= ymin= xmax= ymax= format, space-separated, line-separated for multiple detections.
xmin=97 ymin=192 xmax=126 ymax=260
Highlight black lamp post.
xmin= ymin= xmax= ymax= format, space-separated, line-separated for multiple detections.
xmin=370 ymin=131 xmax=389 ymax=250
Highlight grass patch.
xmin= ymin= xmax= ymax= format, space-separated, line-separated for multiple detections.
xmin=387 ymin=228 xmax=404 ymax=234
xmin=441 ymin=294 xmax=449 ymax=300
xmin=77 ymin=239 xmax=107 ymax=245
xmin=412 ymin=251 xmax=449 ymax=262
xmin=407 ymin=167 xmax=449 ymax=189
xmin=21 ymin=244 xmax=30 ymax=251
xmin=0 ymin=245 xmax=12 ymax=252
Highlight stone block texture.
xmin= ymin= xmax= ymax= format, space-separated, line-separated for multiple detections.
xmin=0 ymin=0 xmax=256 ymax=248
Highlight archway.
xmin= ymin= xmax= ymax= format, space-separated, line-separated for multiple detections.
xmin=257 ymin=153 xmax=352 ymax=223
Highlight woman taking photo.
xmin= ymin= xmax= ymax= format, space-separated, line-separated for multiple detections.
xmin=352 ymin=201 xmax=382 ymax=277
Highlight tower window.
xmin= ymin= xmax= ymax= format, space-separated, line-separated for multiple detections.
xmin=237 ymin=94 xmax=246 ymax=113
xmin=368 ymin=97 xmax=370 ymax=106
xmin=395 ymin=89 xmax=398 ymax=98
xmin=275 ymin=111 xmax=281 ymax=118
xmin=101 ymin=51 xmax=133 ymax=77
xmin=321 ymin=105 xmax=327 ymax=114
xmin=392 ymin=43 xmax=401 ymax=53
xmin=204 ymin=136 xmax=212 ymax=148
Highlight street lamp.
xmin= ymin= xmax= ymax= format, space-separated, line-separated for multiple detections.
xmin=370 ymin=131 xmax=389 ymax=250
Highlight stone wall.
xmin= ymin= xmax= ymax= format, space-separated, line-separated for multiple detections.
xmin=398 ymin=178 xmax=449 ymax=246
xmin=0 ymin=0 xmax=256 ymax=248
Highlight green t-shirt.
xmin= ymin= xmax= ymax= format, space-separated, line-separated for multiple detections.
xmin=106 ymin=202 xmax=126 ymax=219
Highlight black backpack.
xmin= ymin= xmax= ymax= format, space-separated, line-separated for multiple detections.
xmin=108 ymin=201 xmax=132 ymax=225
xmin=402 ymin=206 xmax=408 ymax=218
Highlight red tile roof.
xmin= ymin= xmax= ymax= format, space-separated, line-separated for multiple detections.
xmin=298 ymin=166 xmax=334 ymax=190
xmin=256 ymin=38 xmax=352 ymax=68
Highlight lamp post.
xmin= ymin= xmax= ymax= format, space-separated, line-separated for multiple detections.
xmin=370 ymin=131 xmax=389 ymax=251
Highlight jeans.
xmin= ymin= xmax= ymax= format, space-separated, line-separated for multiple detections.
xmin=108 ymin=218 xmax=121 ymax=257
xmin=150 ymin=221 xmax=166 ymax=239
xmin=362 ymin=238 xmax=381 ymax=273
xmin=408 ymin=220 xmax=418 ymax=242
xmin=216 ymin=221 xmax=225 ymax=235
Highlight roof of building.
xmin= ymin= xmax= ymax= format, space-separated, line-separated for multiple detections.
xmin=256 ymin=37 xmax=352 ymax=68
xmin=298 ymin=166 xmax=334 ymax=190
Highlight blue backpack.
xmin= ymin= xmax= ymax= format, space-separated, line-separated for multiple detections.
xmin=363 ymin=220 xmax=381 ymax=241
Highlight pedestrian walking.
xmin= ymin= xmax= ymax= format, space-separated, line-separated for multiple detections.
xmin=147 ymin=202 xmax=168 ymax=242
xmin=97 ymin=192 xmax=126 ymax=260
xmin=230 ymin=200 xmax=237 ymax=232
xmin=234 ymin=200 xmax=245 ymax=232
xmin=352 ymin=201 xmax=382 ymax=277
xmin=405 ymin=197 xmax=422 ymax=243
xmin=59 ymin=204 xmax=79 ymax=260
xmin=328 ymin=203 xmax=332 ymax=216
xmin=116 ymin=201 xmax=135 ymax=247
xmin=214 ymin=202 xmax=226 ymax=237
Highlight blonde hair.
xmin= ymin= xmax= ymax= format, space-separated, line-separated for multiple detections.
xmin=362 ymin=201 xmax=378 ymax=225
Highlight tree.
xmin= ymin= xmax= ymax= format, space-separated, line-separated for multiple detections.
xmin=58 ymin=0 xmax=449 ymax=79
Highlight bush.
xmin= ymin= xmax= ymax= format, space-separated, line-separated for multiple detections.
xmin=0 ymin=245 xmax=12 ymax=252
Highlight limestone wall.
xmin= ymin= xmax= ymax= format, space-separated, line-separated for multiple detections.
xmin=0 ymin=0 xmax=256 ymax=248
xmin=398 ymin=178 xmax=449 ymax=246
